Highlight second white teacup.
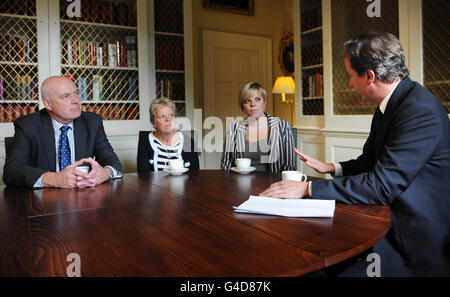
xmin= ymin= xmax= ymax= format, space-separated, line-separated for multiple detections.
xmin=168 ymin=159 xmax=184 ymax=171
xmin=282 ymin=171 xmax=307 ymax=182
xmin=235 ymin=158 xmax=251 ymax=170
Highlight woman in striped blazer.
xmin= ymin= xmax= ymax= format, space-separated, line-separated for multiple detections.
xmin=137 ymin=98 xmax=199 ymax=172
xmin=221 ymin=82 xmax=297 ymax=172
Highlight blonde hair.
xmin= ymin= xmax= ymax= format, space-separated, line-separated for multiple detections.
xmin=238 ymin=82 xmax=267 ymax=111
xmin=149 ymin=97 xmax=176 ymax=124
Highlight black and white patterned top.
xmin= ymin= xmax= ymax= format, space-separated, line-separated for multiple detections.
xmin=148 ymin=132 xmax=184 ymax=171
xmin=220 ymin=112 xmax=297 ymax=173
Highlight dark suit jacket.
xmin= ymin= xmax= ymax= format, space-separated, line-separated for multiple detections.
xmin=312 ymin=78 xmax=450 ymax=276
xmin=137 ymin=130 xmax=199 ymax=172
xmin=3 ymin=109 xmax=123 ymax=188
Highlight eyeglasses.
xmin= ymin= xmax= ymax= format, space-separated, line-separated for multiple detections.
xmin=157 ymin=113 xmax=175 ymax=120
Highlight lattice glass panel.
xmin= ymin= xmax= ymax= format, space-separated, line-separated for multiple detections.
xmin=300 ymin=0 xmax=323 ymax=115
xmin=331 ymin=0 xmax=398 ymax=115
xmin=175 ymin=102 xmax=185 ymax=117
xmin=423 ymin=0 xmax=449 ymax=113
xmin=0 ymin=0 xmax=36 ymax=17
xmin=60 ymin=0 xmax=137 ymax=27
xmin=156 ymin=72 xmax=185 ymax=101
xmin=154 ymin=0 xmax=186 ymax=117
xmin=0 ymin=0 xmax=38 ymax=123
xmin=154 ymin=0 xmax=183 ymax=34
xmin=155 ymin=34 xmax=184 ymax=72
xmin=60 ymin=0 xmax=139 ymax=121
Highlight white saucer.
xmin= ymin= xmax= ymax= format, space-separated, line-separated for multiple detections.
xmin=231 ymin=166 xmax=256 ymax=174
xmin=163 ymin=167 xmax=189 ymax=175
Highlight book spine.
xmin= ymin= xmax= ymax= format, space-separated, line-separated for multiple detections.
xmin=67 ymin=39 xmax=73 ymax=64
xmin=96 ymin=46 xmax=103 ymax=67
xmin=72 ymin=39 xmax=78 ymax=65
xmin=78 ymin=77 xmax=88 ymax=101
xmin=90 ymin=42 xmax=95 ymax=66
xmin=0 ymin=76 xmax=4 ymax=100
xmin=115 ymin=41 xmax=121 ymax=67
xmin=78 ymin=40 xmax=83 ymax=65
xmin=108 ymin=43 xmax=116 ymax=67
xmin=92 ymin=75 xmax=103 ymax=101
xmin=128 ymin=77 xmax=137 ymax=101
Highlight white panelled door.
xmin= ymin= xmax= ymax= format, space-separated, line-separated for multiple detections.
xmin=202 ymin=30 xmax=272 ymax=169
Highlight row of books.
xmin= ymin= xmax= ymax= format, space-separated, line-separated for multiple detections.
xmin=302 ymin=73 xmax=323 ymax=98
xmin=301 ymin=5 xmax=322 ymax=31
xmin=302 ymin=44 xmax=323 ymax=67
xmin=155 ymin=40 xmax=184 ymax=71
xmin=156 ymin=78 xmax=185 ymax=101
xmin=0 ymin=34 xmax=35 ymax=63
xmin=60 ymin=0 xmax=137 ymax=27
xmin=0 ymin=104 xmax=37 ymax=123
xmin=0 ymin=75 xmax=39 ymax=101
xmin=74 ymin=75 xmax=138 ymax=101
xmin=82 ymin=104 xmax=139 ymax=121
xmin=62 ymin=37 xmax=137 ymax=68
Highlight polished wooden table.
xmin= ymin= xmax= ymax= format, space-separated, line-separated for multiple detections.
xmin=0 ymin=170 xmax=391 ymax=277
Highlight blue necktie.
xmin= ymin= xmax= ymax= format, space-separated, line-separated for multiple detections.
xmin=59 ymin=125 xmax=71 ymax=170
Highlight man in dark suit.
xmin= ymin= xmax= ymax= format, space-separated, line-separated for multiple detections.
xmin=3 ymin=76 xmax=122 ymax=188
xmin=260 ymin=31 xmax=450 ymax=276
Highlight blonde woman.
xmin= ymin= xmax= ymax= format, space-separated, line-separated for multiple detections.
xmin=221 ymin=82 xmax=296 ymax=172
xmin=137 ymin=98 xmax=199 ymax=172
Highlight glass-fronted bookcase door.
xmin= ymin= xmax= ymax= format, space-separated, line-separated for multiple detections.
xmin=0 ymin=0 xmax=39 ymax=124
xmin=153 ymin=0 xmax=194 ymax=121
xmin=153 ymin=0 xmax=185 ymax=117
xmin=59 ymin=0 xmax=139 ymax=121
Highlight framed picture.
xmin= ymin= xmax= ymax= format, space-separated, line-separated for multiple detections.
xmin=202 ymin=0 xmax=255 ymax=16
xmin=278 ymin=32 xmax=294 ymax=76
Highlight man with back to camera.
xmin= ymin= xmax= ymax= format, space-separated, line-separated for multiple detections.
xmin=260 ymin=31 xmax=450 ymax=276
xmin=3 ymin=75 xmax=123 ymax=188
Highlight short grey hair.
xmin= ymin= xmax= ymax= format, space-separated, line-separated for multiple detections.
xmin=149 ymin=97 xmax=176 ymax=124
xmin=344 ymin=31 xmax=409 ymax=83
xmin=238 ymin=82 xmax=267 ymax=111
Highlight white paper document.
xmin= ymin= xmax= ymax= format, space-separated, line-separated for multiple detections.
xmin=233 ymin=195 xmax=335 ymax=217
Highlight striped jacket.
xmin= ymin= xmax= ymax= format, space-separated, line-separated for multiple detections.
xmin=221 ymin=112 xmax=297 ymax=172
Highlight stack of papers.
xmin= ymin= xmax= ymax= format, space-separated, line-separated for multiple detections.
xmin=233 ymin=195 xmax=335 ymax=217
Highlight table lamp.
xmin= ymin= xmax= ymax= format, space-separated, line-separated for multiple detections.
xmin=272 ymin=76 xmax=295 ymax=103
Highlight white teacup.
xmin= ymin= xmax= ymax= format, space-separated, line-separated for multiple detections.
xmin=282 ymin=171 xmax=307 ymax=182
xmin=235 ymin=158 xmax=251 ymax=170
xmin=75 ymin=166 xmax=90 ymax=174
xmin=168 ymin=159 xmax=184 ymax=171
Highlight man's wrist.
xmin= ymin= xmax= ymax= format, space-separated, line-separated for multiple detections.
xmin=41 ymin=172 xmax=56 ymax=187
xmin=105 ymin=166 xmax=114 ymax=180
xmin=327 ymin=163 xmax=336 ymax=174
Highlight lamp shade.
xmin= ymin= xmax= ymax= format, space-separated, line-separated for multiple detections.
xmin=272 ymin=76 xmax=295 ymax=94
